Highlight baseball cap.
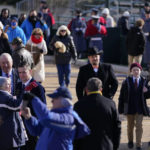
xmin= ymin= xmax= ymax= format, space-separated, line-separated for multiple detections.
xmin=47 ymin=86 xmax=72 ymax=100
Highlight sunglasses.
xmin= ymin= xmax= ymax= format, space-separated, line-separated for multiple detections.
xmin=60 ymin=30 xmax=66 ymax=32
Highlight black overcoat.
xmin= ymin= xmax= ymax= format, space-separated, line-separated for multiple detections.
xmin=76 ymin=63 xmax=118 ymax=99
xmin=74 ymin=93 xmax=121 ymax=150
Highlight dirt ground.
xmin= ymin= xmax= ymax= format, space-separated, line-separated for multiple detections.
xmin=42 ymin=62 xmax=150 ymax=150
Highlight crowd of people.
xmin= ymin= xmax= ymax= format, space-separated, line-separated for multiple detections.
xmin=0 ymin=0 xmax=150 ymax=150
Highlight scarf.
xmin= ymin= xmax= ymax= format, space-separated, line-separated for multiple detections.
xmin=31 ymin=35 xmax=43 ymax=44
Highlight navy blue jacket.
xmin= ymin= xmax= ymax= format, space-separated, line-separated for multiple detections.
xmin=118 ymin=76 xmax=150 ymax=116
xmin=16 ymin=78 xmax=46 ymax=117
xmin=0 ymin=90 xmax=27 ymax=149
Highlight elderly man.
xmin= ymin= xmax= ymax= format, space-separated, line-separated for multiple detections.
xmin=0 ymin=53 xmax=19 ymax=95
xmin=74 ymin=77 xmax=121 ymax=150
xmin=76 ymin=47 xmax=118 ymax=100
xmin=0 ymin=77 xmax=27 ymax=150
xmin=21 ymin=86 xmax=90 ymax=150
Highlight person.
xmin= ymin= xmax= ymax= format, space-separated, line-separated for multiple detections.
xmin=0 ymin=77 xmax=27 ymax=150
xmin=86 ymin=8 xmax=106 ymax=26
xmin=143 ymin=11 xmax=150 ymax=70
xmin=0 ymin=53 xmax=19 ymax=95
xmin=21 ymin=86 xmax=90 ymax=150
xmin=74 ymin=77 xmax=121 ymax=150
xmin=18 ymin=13 xmax=27 ymax=26
xmin=25 ymin=28 xmax=47 ymax=83
xmin=16 ymin=63 xmax=46 ymax=150
xmin=0 ymin=21 xmax=12 ymax=55
xmin=6 ymin=17 xmax=27 ymax=45
xmin=76 ymin=47 xmax=118 ymax=100
xmin=69 ymin=9 xmax=87 ymax=58
xmin=118 ymin=11 xmax=130 ymax=36
xmin=49 ymin=25 xmax=77 ymax=87
xmin=118 ymin=62 xmax=150 ymax=150
xmin=11 ymin=37 xmax=33 ymax=69
xmin=21 ymin=9 xmax=48 ymax=41
xmin=0 ymin=8 xmax=10 ymax=26
xmin=126 ymin=19 xmax=145 ymax=69
xmin=141 ymin=2 xmax=150 ymax=20
xmin=85 ymin=15 xmax=107 ymax=52
xmin=101 ymin=8 xmax=115 ymax=28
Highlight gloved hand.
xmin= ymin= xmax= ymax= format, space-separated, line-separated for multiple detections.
xmin=23 ymin=92 xmax=36 ymax=101
xmin=73 ymin=57 xmax=77 ymax=65
xmin=40 ymin=49 xmax=44 ymax=53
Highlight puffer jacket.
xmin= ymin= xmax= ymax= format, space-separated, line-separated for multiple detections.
xmin=25 ymin=97 xmax=90 ymax=150
xmin=50 ymin=35 xmax=77 ymax=64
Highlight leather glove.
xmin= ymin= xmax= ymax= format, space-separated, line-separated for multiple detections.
xmin=40 ymin=49 xmax=44 ymax=53
xmin=23 ymin=92 xmax=35 ymax=101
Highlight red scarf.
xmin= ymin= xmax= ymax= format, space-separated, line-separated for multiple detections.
xmin=31 ymin=35 xmax=43 ymax=44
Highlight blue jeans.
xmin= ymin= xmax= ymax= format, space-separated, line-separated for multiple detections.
xmin=56 ymin=64 xmax=71 ymax=86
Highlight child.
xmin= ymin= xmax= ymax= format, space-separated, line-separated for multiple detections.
xmin=118 ymin=62 xmax=150 ymax=150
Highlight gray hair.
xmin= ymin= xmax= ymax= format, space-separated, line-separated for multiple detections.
xmin=86 ymin=77 xmax=102 ymax=92
xmin=0 ymin=53 xmax=13 ymax=64
xmin=60 ymin=97 xmax=72 ymax=107
xmin=0 ymin=77 xmax=8 ymax=90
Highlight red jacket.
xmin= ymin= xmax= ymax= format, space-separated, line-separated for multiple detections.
xmin=85 ymin=23 xmax=107 ymax=37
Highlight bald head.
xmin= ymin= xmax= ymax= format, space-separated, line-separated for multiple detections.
xmin=0 ymin=53 xmax=13 ymax=74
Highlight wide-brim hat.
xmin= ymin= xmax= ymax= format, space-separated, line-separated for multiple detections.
xmin=87 ymin=47 xmax=103 ymax=56
xmin=47 ymin=86 xmax=72 ymax=100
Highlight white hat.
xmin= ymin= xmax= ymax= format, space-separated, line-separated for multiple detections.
xmin=102 ymin=8 xmax=109 ymax=15
xmin=123 ymin=11 xmax=130 ymax=17
xmin=91 ymin=15 xmax=99 ymax=19
xmin=0 ymin=21 xmax=3 ymax=29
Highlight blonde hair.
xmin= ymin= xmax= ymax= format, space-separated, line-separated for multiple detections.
xmin=32 ymin=28 xmax=43 ymax=36
xmin=56 ymin=25 xmax=70 ymax=36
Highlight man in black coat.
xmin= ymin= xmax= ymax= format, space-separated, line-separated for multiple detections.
xmin=74 ymin=77 xmax=121 ymax=150
xmin=76 ymin=47 xmax=118 ymax=100
xmin=16 ymin=64 xmax=46 ymax=150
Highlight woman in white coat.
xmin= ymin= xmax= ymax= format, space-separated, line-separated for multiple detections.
xmin=26 ymin=28 xmax=47 ymax=83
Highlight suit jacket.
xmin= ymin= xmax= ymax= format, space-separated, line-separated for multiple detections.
xmin=76 ymin=63 xmax=118 ymax=100
xmin=118 ymin=76 xmax=150 ymax=116
xmin=0 ymin=68 xmax=19 ymax=96
xmin=16 ymin=78 xmax=46 ymax=117
xmin=0 ymin=90 xmax=26 ymax=149
xmin=74 ymin=93 xmax=121 ymax=150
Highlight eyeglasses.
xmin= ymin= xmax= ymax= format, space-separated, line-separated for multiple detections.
xmin=60 ymin=30 xmax=66 ymax=32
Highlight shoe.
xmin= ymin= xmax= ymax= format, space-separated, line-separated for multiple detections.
xmin=136 ymin=147 xmax=142 ymax=150
xmin=128 ymin=141 xmax=134 ymax=149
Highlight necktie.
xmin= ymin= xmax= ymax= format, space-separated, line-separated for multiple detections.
xmin=22 ymin=84 xmax=25 ymax=91
xmin=135 ymin=79 xmax=138 ymax=88
xmin=5 ymin=73 xmax=10 ymax=78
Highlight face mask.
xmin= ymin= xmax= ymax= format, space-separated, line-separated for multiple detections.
xmin=11 ymin=22 xmax=17 ymax=27
xmin=30 ymin=15 xmax=37 ymax=21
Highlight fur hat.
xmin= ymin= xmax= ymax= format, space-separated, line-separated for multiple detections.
xmin=130 ymin=62 xmax=142 ymax=71
xmin=54 ymin=41 xmax=66 ymax=53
